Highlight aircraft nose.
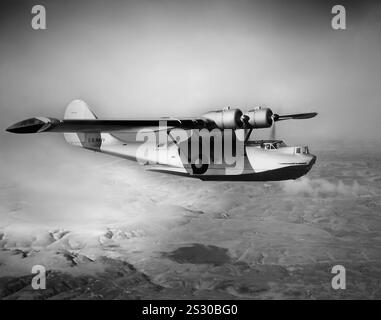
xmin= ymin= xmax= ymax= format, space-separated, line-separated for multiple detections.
xmin=308 ymin=154 xmax=317 ymax=165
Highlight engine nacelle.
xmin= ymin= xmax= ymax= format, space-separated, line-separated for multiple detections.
xmin=201 ymin=108 xmax=243 ymax=129
xmin=245 ymin=107 xmax=273 ymax=128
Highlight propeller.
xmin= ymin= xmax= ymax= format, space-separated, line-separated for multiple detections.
xmin=270 ymin=116 xmax=276 ymax=140
xmin=240 ymin=114 xmax=250 ymax=128
xmin=272 ymin=112 xmax=317 ymax=122
xmin=240 ymin=109 xmax=317 ymax=141
xmin=270 ymin=112 xmax=317 ymax=140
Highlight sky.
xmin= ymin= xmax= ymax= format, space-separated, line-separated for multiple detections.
xmin=0 ymin=0 xmax=380 ymax=145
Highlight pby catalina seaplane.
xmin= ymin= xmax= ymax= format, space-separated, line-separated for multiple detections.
xmin=6 ymin=100 xmax=317 ymax=181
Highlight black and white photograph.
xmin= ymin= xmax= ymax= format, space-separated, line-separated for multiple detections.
xmin=0 ymin=0 xmax=380 ymax=307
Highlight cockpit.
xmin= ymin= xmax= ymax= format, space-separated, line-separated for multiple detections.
xmin=261 ymin=140 xmax=287 ymax=150
xmin=255 ymin=141 xmax=311 ymax=156
xmin=248 ymin=140 xmax=311 ymax=156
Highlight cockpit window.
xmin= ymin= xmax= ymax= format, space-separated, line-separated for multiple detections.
xmin=259 ymin=141 xmax=286 ymax=150
xmin=295 ymin=147 xmax=301 ymax=154
xmin=263 ymin=143 xmax=276 ymax=150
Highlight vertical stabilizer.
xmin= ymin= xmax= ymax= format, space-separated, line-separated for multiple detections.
xmin=63 ymin=100 xmax=121 ymax=149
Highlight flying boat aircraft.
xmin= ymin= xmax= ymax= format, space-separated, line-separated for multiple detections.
xmin=6 ymin=100 xmax=317 ymax=181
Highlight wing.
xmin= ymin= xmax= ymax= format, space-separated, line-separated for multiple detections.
xmin=6 ymin=100 xmax=317 ymax=134
xmin=5 ymin=117 xmax=212 ymax=134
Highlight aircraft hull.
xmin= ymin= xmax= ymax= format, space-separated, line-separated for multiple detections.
xmin=146 ymin=161 xmax=315 ymax=181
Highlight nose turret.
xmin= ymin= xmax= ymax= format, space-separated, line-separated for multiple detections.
xmin=294 ymin=145 xmax=316 ymax=169
xmin=295 ymin=146 xmax=316 ymax=167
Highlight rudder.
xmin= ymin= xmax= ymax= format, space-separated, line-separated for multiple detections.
xmin=64 ymin=100 xmax=101 ymax=149
xmin=64 ymin=99 xmax=98 ymax=120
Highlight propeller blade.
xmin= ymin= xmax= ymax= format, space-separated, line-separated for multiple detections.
xmin=270 ymin=121 xmax=276 ymax=140
xmin=273 ymin=112 xmax=317 ymax=121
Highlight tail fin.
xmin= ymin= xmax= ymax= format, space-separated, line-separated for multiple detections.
xmin=64 ymin=100 xmax=100 ymax=148
xmin=64 ymin=99 xmax=98 ymax=120
xmin=63 ymin=100 xmax=120 ymax=149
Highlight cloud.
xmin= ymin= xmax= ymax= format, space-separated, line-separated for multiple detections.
xmin=281 ymin=177 xmax=368 ymax=197
xmin=0 ymin=136 xmax=209 ymax=276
